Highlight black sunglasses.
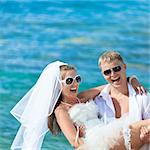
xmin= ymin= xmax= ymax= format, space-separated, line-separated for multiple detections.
xmin=103 ymin=66 xmax=122 ymax=76
xmin=61 ymin=75 xmax=81 ymax=85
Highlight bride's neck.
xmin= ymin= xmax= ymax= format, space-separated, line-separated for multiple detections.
xmin=61 ymin=101 xmax=73 ymax=107
xmin=62 ymin=96 xmax=80 ymax=105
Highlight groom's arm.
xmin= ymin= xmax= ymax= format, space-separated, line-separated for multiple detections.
xmin=78 ymin=77 xmax=146 ymax=103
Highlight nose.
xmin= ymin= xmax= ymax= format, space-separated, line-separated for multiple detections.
xmin=110 ymin=69 xmax=115 ymax=76
xmin=71 ymin=79 xmax=79 ymax=87
xmin=73 ymin=80 xmax=78 ymax=86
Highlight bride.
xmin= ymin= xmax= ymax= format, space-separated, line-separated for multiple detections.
xmin=10 ymin=61 xmax=149 ymax=150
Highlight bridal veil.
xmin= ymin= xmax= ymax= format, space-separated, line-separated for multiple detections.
xmin=10 ymin=61 xmax=67 ymax=150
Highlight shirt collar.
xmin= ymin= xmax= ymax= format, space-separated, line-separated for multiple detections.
xmin=97 ymin=83 xmax=137 ymax=113
xmin=98 ymin=84 xmax=110 ymax=99
xmin=98 ymin=84 xmax=115 ymax=114
xmin=98 ymin=83 xmax=137 ymax=97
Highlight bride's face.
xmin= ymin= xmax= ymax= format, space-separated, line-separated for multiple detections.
xmin=61 ymin=69 xmax=80 ymax=100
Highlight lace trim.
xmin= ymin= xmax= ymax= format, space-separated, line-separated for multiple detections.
xmin=123 ymin=127 xmax=132 ymax=150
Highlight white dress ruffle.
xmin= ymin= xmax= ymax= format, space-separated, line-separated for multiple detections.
xmin=68 ymin=101 xmax=128 ymax=150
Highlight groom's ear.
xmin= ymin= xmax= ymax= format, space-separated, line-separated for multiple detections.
xmin=123 ymin=63 xmax=126 ymax=69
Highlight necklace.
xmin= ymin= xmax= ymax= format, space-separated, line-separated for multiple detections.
xmin=61 ymin=101 xmax=73 ymax=107
xmin=61 ymin=98 xmax=81 ymax=107
xmin=76 ymin=97 xmax=81 ymax=103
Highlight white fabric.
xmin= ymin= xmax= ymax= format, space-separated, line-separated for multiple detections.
xmin=94 ymin=83 xmax=150 ymax=150
xmin=10 ymin=61 xmax=67 ymax=150
xmin=95 ymin=83 xmax=150 ymax=122
xmin=69 ymin=100 xmax=101 ymax=129
xmin=69 ymin=100 xmax=128 ymax=150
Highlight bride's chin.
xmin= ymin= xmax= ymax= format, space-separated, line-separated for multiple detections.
xmin=69 ymin=94 xmax=77 ymax=99
xmin=64 ymin=93 xmax=77 ymax=100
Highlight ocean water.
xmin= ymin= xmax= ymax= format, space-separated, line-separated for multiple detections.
xmin=0 ymin=0 xmax=149 ymax=150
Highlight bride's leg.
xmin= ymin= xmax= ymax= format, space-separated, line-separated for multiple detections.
xmin=110 ymin=119 xmax=150 ymax=150
xmin=109 ymin=137 xmax=126 ymax=150
xmin=129 ymin=119 xmax=150 ymax=149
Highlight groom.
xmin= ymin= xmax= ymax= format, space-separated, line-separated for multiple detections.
xmin=79 ymin=51 xmax=150 ymax=149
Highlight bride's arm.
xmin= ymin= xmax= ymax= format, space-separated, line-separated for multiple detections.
xmin=55 ymin=107 xmax=84 ymax=148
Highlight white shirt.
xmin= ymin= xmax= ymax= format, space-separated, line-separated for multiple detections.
xmin=94 ymin=83 xmax=150 ymax=123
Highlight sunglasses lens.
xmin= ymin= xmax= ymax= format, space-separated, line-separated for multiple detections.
xmin=76 ymin=76 xmax=81 ymax=83
xmin=103 ymin=66 xmax=121 ymax=76
xmin=113 ymin=66 xmax=121 ymax=72
xmin=103 ymin=69 xmax=111 ymax=75
xmin=65 ymin=78 xmax=73 ymax=85
xmin=63 ymin=75 xmax=81 ymax=85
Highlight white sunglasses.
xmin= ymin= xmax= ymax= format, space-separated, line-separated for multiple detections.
xmin=61 ymin=75 xmax=81 ymax=86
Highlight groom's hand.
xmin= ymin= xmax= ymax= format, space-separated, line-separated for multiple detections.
xmin=140 ymin=126 xmax=150 ymax=144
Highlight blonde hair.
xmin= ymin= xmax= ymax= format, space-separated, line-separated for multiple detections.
xmin=60 ymin=65 xmax=76 ymax=80
xmin=98 ymin=50 xmax=125 ymax=67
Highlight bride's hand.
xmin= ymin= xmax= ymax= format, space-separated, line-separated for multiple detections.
xmin=79 ymin=124 xmax=86 ymax=137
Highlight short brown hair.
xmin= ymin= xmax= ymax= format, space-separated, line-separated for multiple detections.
xmin=98 ymin=50 xmax=125 ymax=67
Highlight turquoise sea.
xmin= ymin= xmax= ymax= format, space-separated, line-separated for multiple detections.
xmin=0 ymin=0 xmax=149 ymax=150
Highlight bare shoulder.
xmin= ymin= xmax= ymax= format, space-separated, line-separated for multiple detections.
xmin=55 ymin=105 xmax=69 ymax=119
xmin=55 ymin=105 xmax=65 ymax=114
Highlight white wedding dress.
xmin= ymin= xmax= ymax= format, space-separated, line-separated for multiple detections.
xmin=68 ymin=100 xmax=128 ymax=150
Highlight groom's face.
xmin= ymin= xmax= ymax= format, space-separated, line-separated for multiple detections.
xmin=100 ymin=59 xmax=127 ymax=88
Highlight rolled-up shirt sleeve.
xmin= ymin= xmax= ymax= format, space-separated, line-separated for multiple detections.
xmin=142 ymin=93 xmax=150 ymax=119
